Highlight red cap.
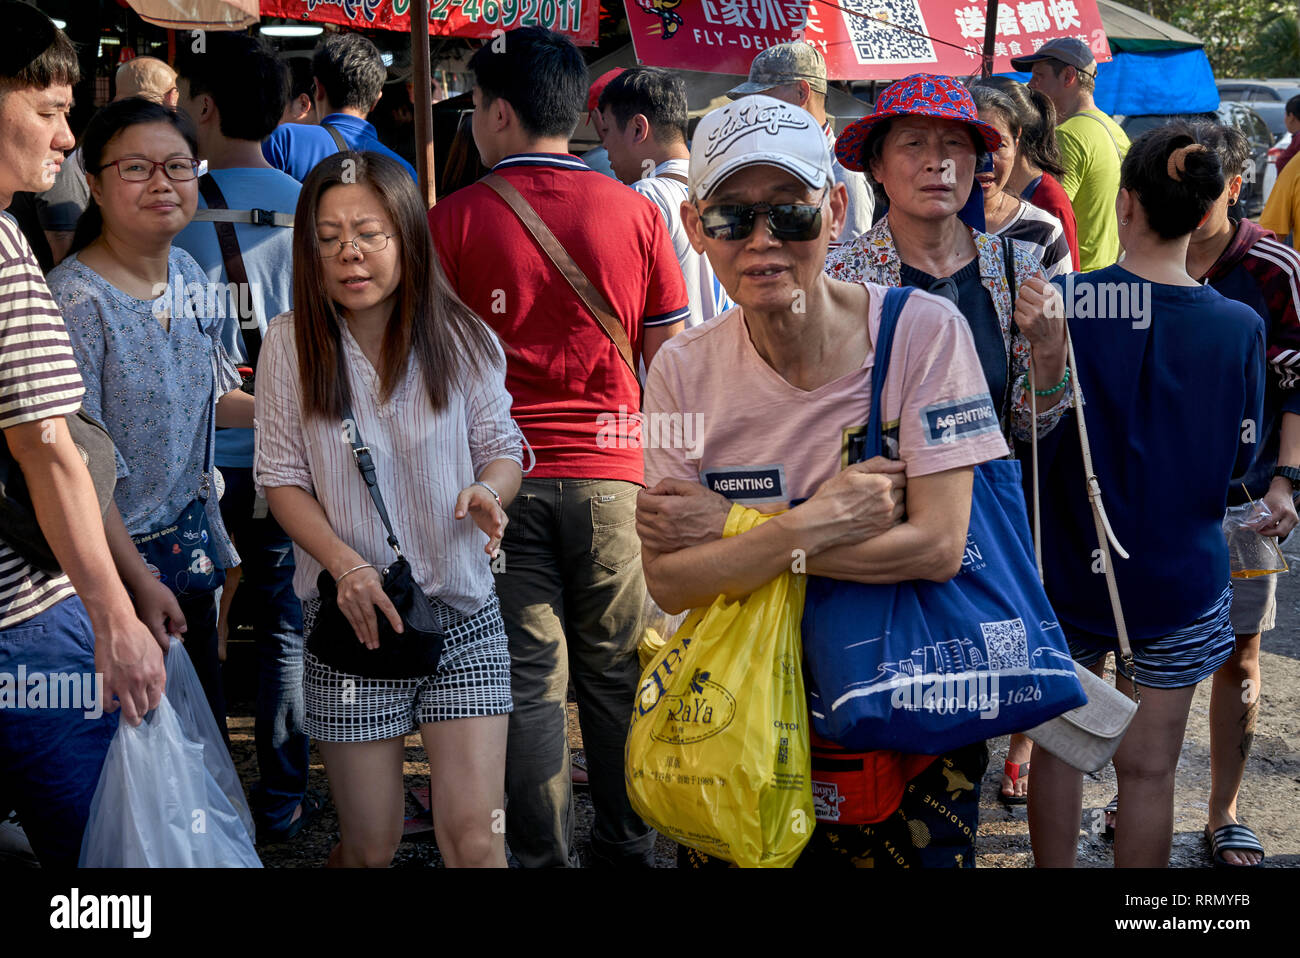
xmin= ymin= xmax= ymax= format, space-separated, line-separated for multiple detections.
xmin=587 ymin=68 xmax=625 ymax=114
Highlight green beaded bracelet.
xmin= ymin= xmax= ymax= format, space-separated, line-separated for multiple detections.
xmin=1023 ymin=365 xmax=1071 ymax=397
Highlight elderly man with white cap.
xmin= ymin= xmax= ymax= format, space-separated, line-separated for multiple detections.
xmin=728 ymin=43 xmax=874 ymax=245
xmin=635 ymin=94 xmax=1010 ymax=868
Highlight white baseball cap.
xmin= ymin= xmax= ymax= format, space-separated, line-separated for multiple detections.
xmin=689 ymin=94 xmax=833 ymax=201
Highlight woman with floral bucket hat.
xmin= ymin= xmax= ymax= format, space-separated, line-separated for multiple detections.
xmin=824 ymin=74 xmax=1073 ymax=808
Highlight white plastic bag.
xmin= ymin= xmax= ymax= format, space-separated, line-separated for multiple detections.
xmin=78 ymin=641 xmax=261 ymax=867
xmin=163 ymin=640 xmax=256 ymax=842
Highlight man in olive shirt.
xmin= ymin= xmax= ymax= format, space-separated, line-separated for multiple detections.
xmin=1014 ymin=37 xmax=1129 ymax=271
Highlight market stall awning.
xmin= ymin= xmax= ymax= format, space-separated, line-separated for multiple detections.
xmin=625 ymin=0 xmax=1111 ymax=80
xmin=261 ymin=0 xmax=598 ymax=44
xmin=125 ymin=0 xmax=259 ymax=29
xmin=998 ymin=1 xmax=1216 ymax=115
xmin=1095 ymin=0 xmax=1203 ymax=51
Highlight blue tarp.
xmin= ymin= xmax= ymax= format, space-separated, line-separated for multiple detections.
xmin=1000 ymin=47 xmax=1219 ymax=117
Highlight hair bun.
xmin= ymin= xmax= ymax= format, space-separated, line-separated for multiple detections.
xmin=1167 ymin=143 xmax=1209 ymax=181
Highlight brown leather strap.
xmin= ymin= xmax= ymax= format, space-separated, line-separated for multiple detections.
xmin=196 ymin=173 xmax=260 ymax=370
xmin=657 ymin=171 xmax=689 ymax=186
xmin=322 ymin=123 xmax=348 ymax=153
xmin=479 ymin=173 xmax=637 ymax=381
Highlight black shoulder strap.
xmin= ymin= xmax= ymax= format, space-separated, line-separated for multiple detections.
xmin=323 ymin=123 xmax=348 ymax=153
xmin=197 ymin=173 xmax=261 ymax=371
xmin=340 ymin=400 xmax=403 ymax=560
xmin=1001 ymin=233 xmax=1022 ymax=439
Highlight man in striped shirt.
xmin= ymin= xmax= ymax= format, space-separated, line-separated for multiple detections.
xmin=0 ymin=5 xmax=166 ymax=867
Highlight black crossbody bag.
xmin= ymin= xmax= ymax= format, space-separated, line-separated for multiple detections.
xmin=306 ymin=401 xmax=446 ymax=679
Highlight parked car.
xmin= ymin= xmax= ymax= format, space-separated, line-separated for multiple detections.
xmin=1215 ymin=79 xmax=1300 ymax=140
xmin=1116 ymin=102 xmax=1272 ymax=219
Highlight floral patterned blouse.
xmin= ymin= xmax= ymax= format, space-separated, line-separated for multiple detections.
xmin=47 ymin=247 xmax=242 ymax=568
xmin=825 ymin=216 xmax=1072 ymax=441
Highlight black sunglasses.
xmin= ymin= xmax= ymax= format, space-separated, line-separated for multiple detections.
xmin=699 ymin=189 xmax=827 ymax=242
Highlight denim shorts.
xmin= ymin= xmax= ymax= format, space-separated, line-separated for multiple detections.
xmin=0 ymin=595 xmax=119 ymax=867
xmin=1065 ymin=586 xmax=1236 ymax=689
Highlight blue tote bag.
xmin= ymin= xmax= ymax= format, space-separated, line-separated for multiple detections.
xmin=801 ymin=286 xmax=1085 ymax=754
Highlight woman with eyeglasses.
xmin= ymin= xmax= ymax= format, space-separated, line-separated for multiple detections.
xmin=636 ymin=95 xmax=1011 ymax=868
xmin=255 ymin=151 xmax=522 ymax=868
xmin=47 ymin=97 xmax=253 ymax=742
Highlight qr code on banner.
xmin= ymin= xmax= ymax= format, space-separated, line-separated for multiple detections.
xmin=981 ymin=618 xmax=1029 ymax=670
xmin=837 ymin=0 xmax=937 ymax=65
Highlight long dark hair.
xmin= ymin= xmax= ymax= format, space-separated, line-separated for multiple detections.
xmin=292 ymin=150 xmax=501 ymax=419
xmin=70 ymin=97 xmax=199 ymax=254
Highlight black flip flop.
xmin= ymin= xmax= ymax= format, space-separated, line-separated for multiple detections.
xmin=1205 ymin=823 xmax=1265 ymax=867
xmin=1101 ymin=794 xmax=1118 ymax=842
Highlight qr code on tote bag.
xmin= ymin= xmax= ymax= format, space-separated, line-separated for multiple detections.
xmin=981 ymin=618 xmax=1030 ymax=670
xmin=838 ymin=0 xmax=936 ymax=65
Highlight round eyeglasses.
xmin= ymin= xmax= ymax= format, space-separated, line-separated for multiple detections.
xmin=317 ymin=231 xmax=395 ymax=259
xmin=97 ymin=156 xmax=200 ymax=182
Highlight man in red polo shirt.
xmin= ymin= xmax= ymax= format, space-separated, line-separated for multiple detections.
xmin=428 ymin=26 xmax=686 ymax=868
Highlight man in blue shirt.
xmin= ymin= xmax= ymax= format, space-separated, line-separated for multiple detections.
xmin=262 ymin=32 xmax=416 ymax=184
xmin=174 ymin=32 xmax=317 ymax=845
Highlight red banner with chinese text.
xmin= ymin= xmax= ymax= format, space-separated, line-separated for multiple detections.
xmin=625 ymin=0 xmax=1110 ymax=79
xmin=262 ymin=0 xmax=599 ymax=44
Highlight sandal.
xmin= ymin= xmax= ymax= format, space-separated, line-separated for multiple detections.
xmin=998 ymin=760 xmax=1029 ymax=805
xmin=1205 ymin=823 xmax=1265 ymax=868
xmin=1101 ymin=793 xmax=1118 ymax=842
xmin=571 ymin=750 xmax=590 ymax=788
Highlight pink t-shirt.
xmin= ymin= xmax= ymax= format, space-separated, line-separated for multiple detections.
xmin=643 ymin=283 xmax=1009 ymax=506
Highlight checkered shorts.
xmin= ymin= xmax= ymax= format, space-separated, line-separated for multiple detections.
xmin=302 ymin=592 xmax=512 ymax=742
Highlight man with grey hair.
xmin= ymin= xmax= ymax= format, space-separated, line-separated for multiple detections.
xmin=114 ymin=56 xmax=179 ymax=106
xmin=727 ymin=42 xmax=873 ymax=246
xmin=37 ymin=56 xmax=180 ymax=265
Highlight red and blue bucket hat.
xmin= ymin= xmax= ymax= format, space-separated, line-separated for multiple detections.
xmin=835 ymin=74 xmax=1002 ymax=173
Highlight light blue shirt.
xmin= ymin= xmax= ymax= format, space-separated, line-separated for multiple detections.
xmin=47 ymin=248 xmax=243 ymax=567
xmin=174 ymin=167 xmax=300 ymax=468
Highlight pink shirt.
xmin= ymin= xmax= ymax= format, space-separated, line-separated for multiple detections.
xmin=253 ymin=313 xmax=523 ymax=614
xmin=643 ymin=283 xmax=1009 ymax=505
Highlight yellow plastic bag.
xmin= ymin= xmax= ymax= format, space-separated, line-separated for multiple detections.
xmin=638 ymin=593 xmax=688 ymax=673
xmin=625 ymin=505 xmax=813 ymax=867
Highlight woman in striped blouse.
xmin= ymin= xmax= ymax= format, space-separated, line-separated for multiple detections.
xmin=255 ymin=152 xmax=523 ymax=868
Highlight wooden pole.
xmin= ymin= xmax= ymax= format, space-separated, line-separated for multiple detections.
xmin=411 ymin=0 xmax=436 ymax=208
xmin=982 ymin=0 xmax=1000 ymax=78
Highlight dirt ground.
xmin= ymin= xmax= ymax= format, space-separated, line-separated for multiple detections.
xmin=238 ymin=551 xmax=1300 ymax=869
